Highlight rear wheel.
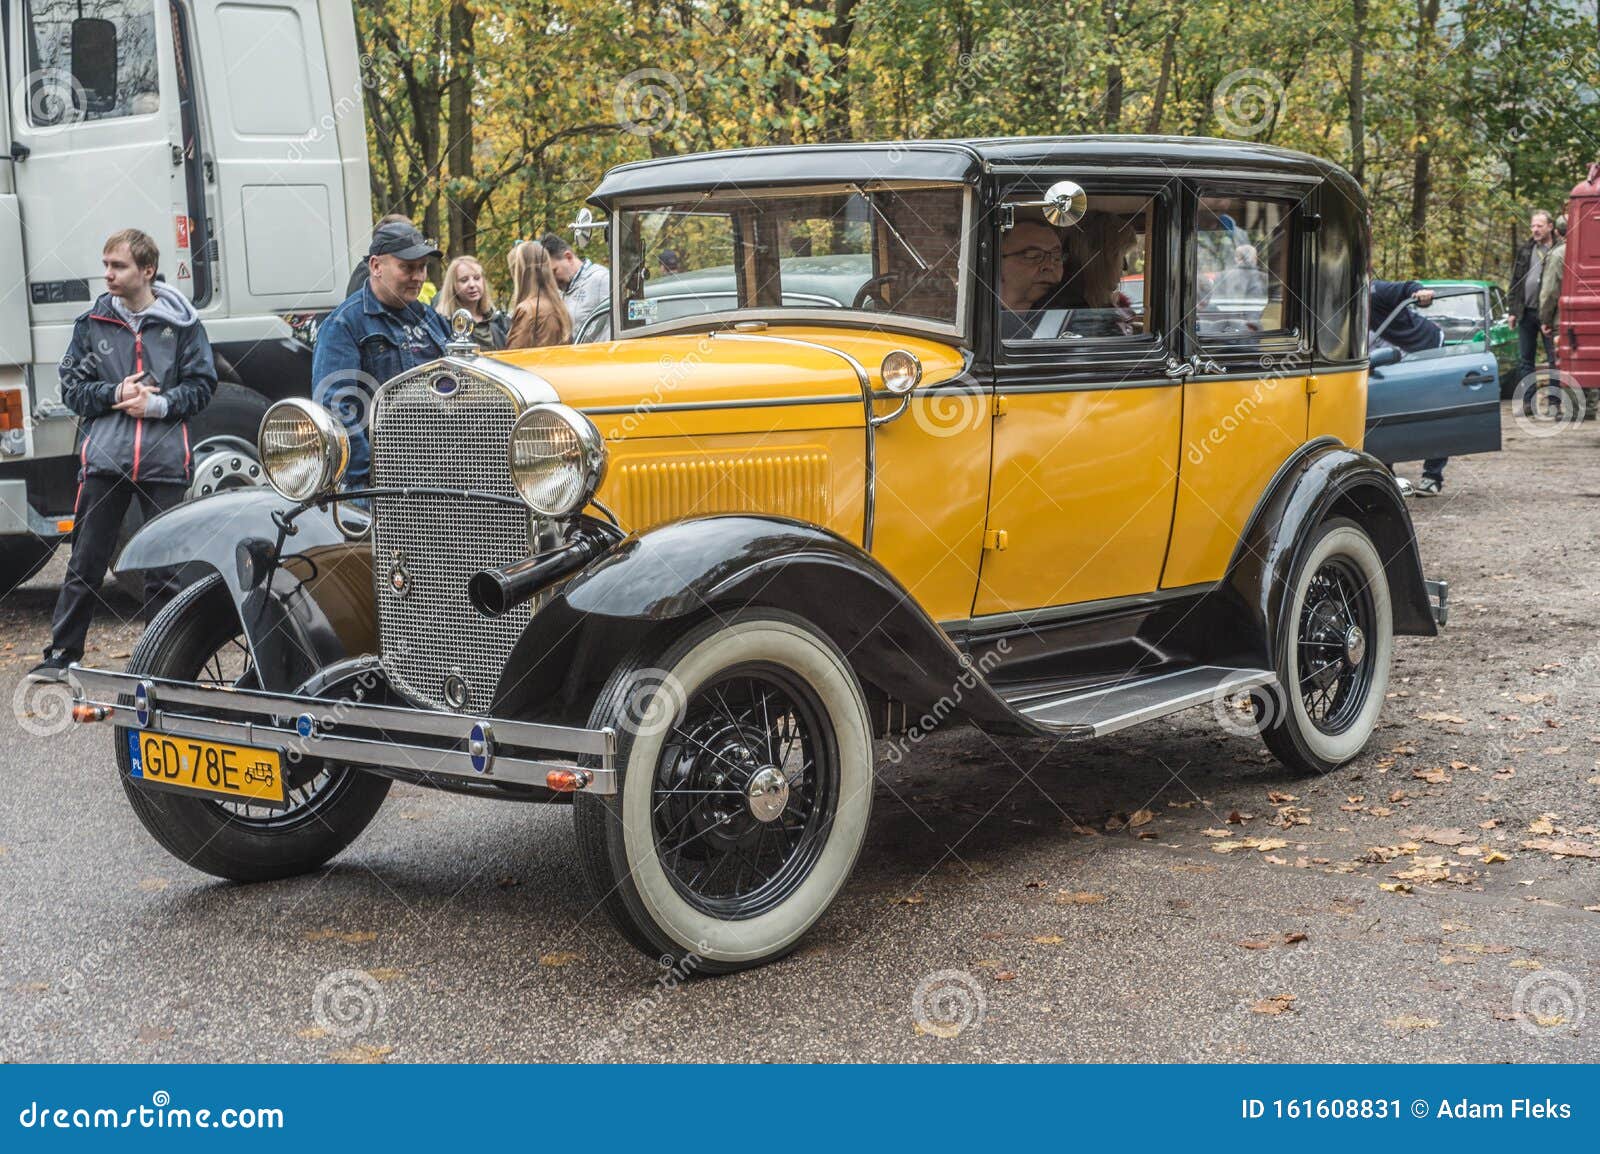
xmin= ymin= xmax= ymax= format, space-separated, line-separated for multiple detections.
xmin=1259 ymin=518 xmax=1393 ymax=775
xmin=116 ymin=573 xmax=390 ymax=881
xmin=574 ymin=611 xmax=873 ymax=973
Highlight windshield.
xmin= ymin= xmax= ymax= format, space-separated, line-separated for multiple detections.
xmin=615 ymin=184 xmax=967 ymax=334
xmin=1424 ymin=288 xmax=1489 ymax=342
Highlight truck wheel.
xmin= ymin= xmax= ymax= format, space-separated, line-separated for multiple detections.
xmin=1259 ymin=517 xmax=1393 ymax=775
xmin=115 ymin=573 xmax=390 ymax=881
xmin=0 ymin=533 xmax=57 ymax=596
xmin=574 ymin=611 xmax=874 ymax=973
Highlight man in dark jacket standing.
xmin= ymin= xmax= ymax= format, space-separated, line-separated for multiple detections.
xmin=314 ymin=220 xmax=450 ymax=492
xmin=28 ymin=229 xmax=216 ymax=682
xmin=1508 ymin=210 xmax=1557 ymax=405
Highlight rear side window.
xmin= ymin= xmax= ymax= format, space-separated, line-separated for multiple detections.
xmin=1194 ymin=195 xmax=1297 ymax=341
xmin=22 ymin=0 xmax=160 ymax=127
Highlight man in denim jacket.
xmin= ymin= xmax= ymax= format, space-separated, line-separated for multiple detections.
xmin=312 ymin=221 xmax=450 ymax=491
xmin=29 ymin=229 xmax=216 ymax=682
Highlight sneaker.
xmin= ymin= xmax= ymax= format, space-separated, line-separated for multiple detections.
xmin=1416 ymin=477 xmax=1443 ymax=497
xmin=1395 ymin=476 xmax=1415 ymax=497
xmin=26 ymin=651 xmax=74 ymax=683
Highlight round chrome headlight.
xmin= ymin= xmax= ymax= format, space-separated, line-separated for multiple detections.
xmin=508 ymin=405 xmax=607 ymax=517
xmin=881 ymin=349 xmax=923 ymax=395
xmin=258 ymin=399 xmax=349 ymax=501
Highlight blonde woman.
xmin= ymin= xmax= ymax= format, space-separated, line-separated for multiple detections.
xmin=435 ymin=256 xmax=509 ymax=349
xmin=505 ymin=240 xmax=573 ymax=349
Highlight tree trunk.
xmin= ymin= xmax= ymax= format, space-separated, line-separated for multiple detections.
xmin=822 ymin=0 xmax=858 ymax=142
xmin=1102 ymin=0 xmax=1123 ymax=131
xmin=444 ymin=1 xmax=476 ymax=258
xmin=1348 ymin=0 xmax=1367 ymax=186
xmin=1145 ymin=9 xmax=1181 ymax=135
xmin=1409 ymin=0 xmax=1441 ymax=271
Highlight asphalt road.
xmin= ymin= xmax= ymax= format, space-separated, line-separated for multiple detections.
xmin=2 ymin=402 xmax=1597 ymax=1063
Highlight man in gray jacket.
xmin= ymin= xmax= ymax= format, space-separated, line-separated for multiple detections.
xmin=28 ymin=229 xmax=216 ymax=682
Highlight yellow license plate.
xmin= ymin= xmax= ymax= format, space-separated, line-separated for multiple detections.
xmin=125 ymin=730 xmax=286 ymax=806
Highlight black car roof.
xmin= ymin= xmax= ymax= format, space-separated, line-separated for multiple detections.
xmin=588 ymin=136 xmax=1355 ymax=207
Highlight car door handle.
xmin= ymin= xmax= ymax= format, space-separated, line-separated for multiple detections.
xmin=1461 ymin=370 xmax=1495 ymax=388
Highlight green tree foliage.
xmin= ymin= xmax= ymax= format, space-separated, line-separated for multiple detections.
xmin=355 ymin=0 xmax=1600 ymax=286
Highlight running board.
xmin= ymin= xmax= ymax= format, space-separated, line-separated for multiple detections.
xmin=999 ymin=665 xmax=1277 ymax=738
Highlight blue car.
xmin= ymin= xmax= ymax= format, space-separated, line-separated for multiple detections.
xmin=1364 ymin=284 xmax=1503 ymax=467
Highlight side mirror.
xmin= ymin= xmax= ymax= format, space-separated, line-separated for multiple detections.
xmin=1369 ymin=345 xmax=1403 ymax=369
xmin=70 ymin=18 xmax=119 ymax=115
xmin=570 ymin=207 xmax=608 ymax=249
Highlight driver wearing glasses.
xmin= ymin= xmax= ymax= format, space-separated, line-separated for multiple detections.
xmin=1000 ymin=221 xmax=1067 ymax=335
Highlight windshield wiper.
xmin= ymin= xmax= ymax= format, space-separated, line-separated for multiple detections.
xmin=849 ymin=184 xmax=929 ymax=272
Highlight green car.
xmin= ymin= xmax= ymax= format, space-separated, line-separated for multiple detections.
xmin=1421 ymin=279 xmax=1518 ymax=397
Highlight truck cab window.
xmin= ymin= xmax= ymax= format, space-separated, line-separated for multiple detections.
xmin=22 ymin=0 xmax=160 ymax=126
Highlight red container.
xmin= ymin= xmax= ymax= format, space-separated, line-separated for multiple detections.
xmin=1558 ymin=161 xmax=1600 ymax=391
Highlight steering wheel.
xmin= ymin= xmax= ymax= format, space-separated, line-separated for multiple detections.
xmin=852 ymin=274 xmax=898 ymax=311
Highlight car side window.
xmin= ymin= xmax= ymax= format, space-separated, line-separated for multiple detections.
xmin=1194 ymin=195 xmax=1297 ymax=342
xmin=999 ymin=191 xmax=1159 ymax=346
xmin=21 ymin=0 xmax=161 ymax=127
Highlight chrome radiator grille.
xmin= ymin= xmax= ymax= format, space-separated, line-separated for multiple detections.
xmin=370 ymin=367 xmax=531 ymax=714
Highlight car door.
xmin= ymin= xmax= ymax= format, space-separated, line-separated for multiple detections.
xmin=1364 ymin=287 xmax=1501 ymax=464
xmin=972 ymin=175 xmax=1181 ymax=616
xmin=1163 ymin=183 xmax=1315 ymax=589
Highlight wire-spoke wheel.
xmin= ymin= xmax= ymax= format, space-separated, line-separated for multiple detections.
xmin=575 ymin=611 xmax=872 ymax=973
xmin=1261 ymin=517 xmax=1393 ymax=775
xmin=115 ymin=574 xmax=390 ymax=881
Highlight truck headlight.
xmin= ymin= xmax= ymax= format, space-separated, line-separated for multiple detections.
xmin=508 ymin=405 xmax=607 ymax=517
xmin=258 ymin=398 xmax=349 ymax=501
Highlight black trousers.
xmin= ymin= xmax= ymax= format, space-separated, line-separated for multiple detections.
xmin=48 ymin=473 xmax=185 ymax=660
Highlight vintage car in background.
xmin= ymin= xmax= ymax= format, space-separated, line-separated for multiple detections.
xmin=69 ymin=137 xmax=1445 ymax=972
xmin=1421 ymin=278 xmax=1518 ymax=394
xmin=1365 ymin=284 xmax=1503 ymax=468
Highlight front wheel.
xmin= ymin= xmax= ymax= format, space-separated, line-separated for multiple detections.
xmin=115 ymin=573 xmax=390 ymax=881
xmin=574 ymin=611 xmax=874 ymax=973
xmin=1259 ymin=517 xmax=1393 ymax=775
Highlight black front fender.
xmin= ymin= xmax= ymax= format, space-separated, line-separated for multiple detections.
xmin=493 ymin=515 xmax=1018 ymax=730
xmin=1207 ymin=441 xmax=1437 ymax=669
xmin=115 ymin=488 xmax=375 ymax=690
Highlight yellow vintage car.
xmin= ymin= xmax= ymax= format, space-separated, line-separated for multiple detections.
xmin=71 ymin=137 xmax=1445 ymax=972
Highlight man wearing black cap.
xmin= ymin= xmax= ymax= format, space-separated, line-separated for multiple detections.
xmin=312 ymin=221 xmax=452 ymax=491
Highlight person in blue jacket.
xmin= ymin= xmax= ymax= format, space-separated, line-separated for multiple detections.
xmin=312 ymin=221 xmax=450 ymax=492
xmin=29 ymin=229 xmax=216 ymax=682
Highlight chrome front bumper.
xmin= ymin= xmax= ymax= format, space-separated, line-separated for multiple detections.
xmin=68 ymin=664 xmax=617 ymax=794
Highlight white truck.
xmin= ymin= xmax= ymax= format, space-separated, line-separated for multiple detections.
xmin=1 ymin=0 xmax=370 ymax=592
